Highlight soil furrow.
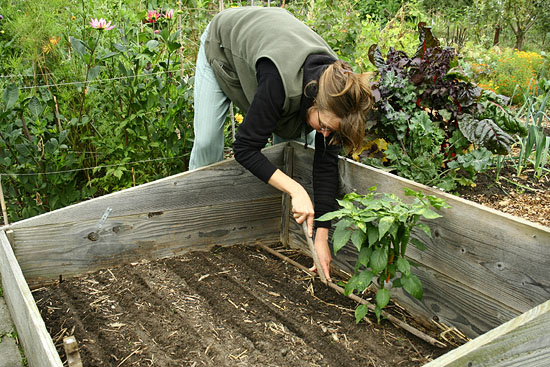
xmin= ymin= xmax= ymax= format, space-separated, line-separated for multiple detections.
xmin=163 ymin=252 xmax=318 ymax=366
xmin=34 ymin=245 xmax=451 ymax=366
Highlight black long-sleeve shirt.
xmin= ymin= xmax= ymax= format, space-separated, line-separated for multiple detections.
xmin=233 ymin=55 xmax=340 ymax=228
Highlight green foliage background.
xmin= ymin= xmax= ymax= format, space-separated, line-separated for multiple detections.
xmin=0 ymin=0 xmax=549 ymax=223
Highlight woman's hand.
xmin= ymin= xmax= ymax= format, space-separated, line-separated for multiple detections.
xmin=291 ymin=189 xmax=315 ymax=237
xmin=309 ymin=227 xmax=332 ymax=282
xmin=268 ymin=169 xmax=315 ymax=236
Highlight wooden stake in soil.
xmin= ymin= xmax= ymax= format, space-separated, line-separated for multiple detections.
xmin=302 ymin=222 xmax=327 ymax=284
xmin=63 ymin=336 xmax=83 ymax=367
xmin=0 ymin=175 xmax=9 ymax=226
xmin=257 ymin=243 xmax=446 ymax=348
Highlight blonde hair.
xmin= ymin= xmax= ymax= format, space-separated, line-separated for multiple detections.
xmin=312 ymin=60 xmax=374 ymax=155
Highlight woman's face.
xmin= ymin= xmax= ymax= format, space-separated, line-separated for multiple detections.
xmin=307 ymin=108 xmax=341 ymax=138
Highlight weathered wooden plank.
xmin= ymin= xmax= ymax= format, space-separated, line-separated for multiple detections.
xmin=287 ymin=219 xmax=519 ymax=336
xmin=15 ymin=197 xmax=281 ymax=286
xmin=424 ymin=299 xmax=550 ymax=367
xmin=288 ymin=141 xmax=550 ymax=337
xmin=0 ymin=230 xmax=63 ymax=367
xmin=5 ymin=144 xmax=285 ymax=230
xmin=5 ymin=145 xmax=285 ymax=285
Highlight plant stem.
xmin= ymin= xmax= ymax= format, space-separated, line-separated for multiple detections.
xmin=499 ymin=176 xmax=540 ymax=193
xmin=77 ymin=33 xmax=101 ymax=125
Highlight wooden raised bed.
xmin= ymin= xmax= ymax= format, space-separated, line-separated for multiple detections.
xmin=1 ymin=141 xmax=549 ymax=366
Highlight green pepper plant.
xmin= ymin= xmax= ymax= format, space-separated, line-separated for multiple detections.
xmin=317 ymin=186 xmax=450 ymax=323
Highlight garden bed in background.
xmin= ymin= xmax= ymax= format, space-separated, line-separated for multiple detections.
xmin=457 ymin=165 xmax=550 ymax=228
xmin=33 ymin=245 xmax=455 ymax=367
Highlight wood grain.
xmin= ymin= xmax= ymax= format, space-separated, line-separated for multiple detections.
xmin=16 ymin=197 xmax=281 ymax=286
xmin=425 ymin=300 xmax=550 ymax=367
xmin=0 ymin=230 xmax=63 ymax=367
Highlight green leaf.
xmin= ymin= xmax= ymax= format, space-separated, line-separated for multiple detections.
xmin=415 ymin=222 xmax=432 ymax=238
xmin=69 ymin=37 xmax=87 ymax=56
xmin=118 ymin=61 xmax=129 ymax=76
xmin=376 ymin=288 xmax=390 ymax=309
xmin=356 ymin=221 xmax=367 ymax=233
xmin=370 ymin=248 xmax=388 ymax=274
xmin=317 ymin=210 xmax=344 ymax=222
xmin=88 ymin=65 xmax=102 ymax=81
xmin=44 ymin=138 xmax=58 ymax=154
xmin=114 ymin=43 xmax=128 ymax=52
xmin=332 ymin=225 xmax=352 ymax=254
xmin=378 ymin=216 xmax=395 ymax=240
xmin=167 ymin=41 xmax=181 ymax=53
xmin=113 ymin=168 xmax=124 ymax=179
xmin=59 ymin=130 xmax=69 ymax=144
xmin=458 ymin=115 xmax=514 ymax=155
xmin=392 ymin=278 xmax=403 ymax=288
xmin=411 ymin=238 xmax=427 ymax=251
xmin=146 ymin=40 xmax=160 ymax=52
xmin=396 ymin=256 xmax=411 ymax=277
xmin=28 ymin=96 xmax=43 ymax=117
xmin=3 ymin=84 xmax=19 ymax=109
xmin=355 ymin=304 xmax=370 ymax=324
xmin=351 ymin=229 xmax=366 ymax=251
xmin=403 ymin=187 xmax=419 ymax=197
xmin=357 ymin=247 xmax=372 ymax=268
xmin=345 ymin=269 xmax=375 ymax=295
xmin=99 ymin=51 xmax=119 ymax=60
xmin=367 ymin=225 xmax=378 ymax=246
xmin=402 ymin=274 xmax=423 ymax=300
xmin=418 ymin=208 xmax=441 ymax=219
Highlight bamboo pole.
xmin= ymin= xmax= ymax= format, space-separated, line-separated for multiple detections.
xmin=257 ymin=243 xmax=447 ymax=348
xmin=0 ymin=175 xmax=8 ymax=226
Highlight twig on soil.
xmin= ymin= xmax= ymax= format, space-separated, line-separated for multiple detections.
xmin=227 ymin=298 xmax=239 ymax=309
xmin=257 ymin=243 xmax=447 ymax=348
xmin=116 ymin=348 xmax=141 ymax=367
xmin=107 ymin=268 xmax=117 ymax=281
xmin=229 ymin=349 xmax=248 ymax=360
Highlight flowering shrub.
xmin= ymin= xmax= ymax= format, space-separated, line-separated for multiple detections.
xmin=493 ymin=49 xmax=544 ymax=103
xmin=469 ymin=48 xmax=546 ymax=104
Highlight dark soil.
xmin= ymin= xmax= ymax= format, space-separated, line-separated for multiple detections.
xmin=33 ymin=245 xmax=454 ymax=367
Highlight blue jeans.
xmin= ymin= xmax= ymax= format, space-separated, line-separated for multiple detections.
xmin=189 ymin=25 xmax=231 ymax=170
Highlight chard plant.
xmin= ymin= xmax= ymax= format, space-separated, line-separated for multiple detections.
xmin=318 ymin=186 xmax=450 ymax=323
xmin=365 ymin=23 xmax=527 ymax=191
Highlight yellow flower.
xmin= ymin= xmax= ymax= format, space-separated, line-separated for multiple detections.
xmin=234 ymin=113 xmax=244 ymax=124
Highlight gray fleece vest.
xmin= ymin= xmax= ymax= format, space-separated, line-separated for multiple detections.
xmin=204 ymin=7 xmax=336 ymax=139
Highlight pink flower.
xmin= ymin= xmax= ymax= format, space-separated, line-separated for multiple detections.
xmin=89 ymin=18 xmax=114 ymax=30
xmin=165 ymin=9 xmax=174 ymax=19
xmin=146 ymin=10 xmax=160 ymax=23
xmin=154 ymin=30 xmax=160 ymax=34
